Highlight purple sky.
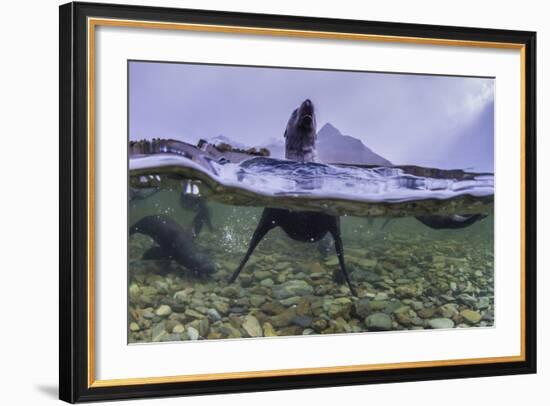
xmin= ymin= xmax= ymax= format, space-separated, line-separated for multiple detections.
xmin=129 ymin=61 xmax=494 ymax=172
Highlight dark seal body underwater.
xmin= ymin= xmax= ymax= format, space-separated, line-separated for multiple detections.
xmin=180 ymin=188 xmax=214 ymax=238
xmin=229 ymin=208 xmax=356 ymax=296
xmin=130 ymin=215 xmax=215 ymax=277
xmin=415 ymin=214 xmax=487 ymax=229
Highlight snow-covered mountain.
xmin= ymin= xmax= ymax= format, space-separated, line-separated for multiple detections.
xmin=257 ymin=137 xmax=285 ymax=159
xmin=206 ymin=135 xmax=248 ymax=150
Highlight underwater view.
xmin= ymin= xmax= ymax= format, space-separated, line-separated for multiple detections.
xmin=127 ymin=61 xmax=495 ymax=343
xmin=128 ymin=152 xmax=494 ymax=342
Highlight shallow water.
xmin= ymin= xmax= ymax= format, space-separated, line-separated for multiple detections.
xmin=128 ymin=158 xmax=494 ymax=343
xmin=130 ymin=155 xmax=494 ymax=217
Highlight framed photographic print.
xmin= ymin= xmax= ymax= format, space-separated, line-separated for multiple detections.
xmin=59 ymin=1 xmax=537 ymax=403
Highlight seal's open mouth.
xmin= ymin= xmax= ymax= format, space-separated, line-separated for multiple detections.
xmin=299 ymin=114 xmax=314 ymax=128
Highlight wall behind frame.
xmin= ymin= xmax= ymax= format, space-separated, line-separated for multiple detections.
xmin=0 ymin=0 xmax=546 ymax=404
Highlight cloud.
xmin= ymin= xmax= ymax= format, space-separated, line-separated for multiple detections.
xmin=461 ymin=79 xmax=494 ymax=117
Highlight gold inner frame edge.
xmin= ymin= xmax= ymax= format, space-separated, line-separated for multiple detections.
xmin=86 ymin=17 xmax=527 ymax=388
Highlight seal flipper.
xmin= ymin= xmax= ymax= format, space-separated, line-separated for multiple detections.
xmin=191 ymin=214 xmax=205 ymax=238
xmin=228 ymin=209 xmax=278 ymax=284
xmin=327 ymin=218 xmax=357 ymax=296
xmin=379 ymin=218 xmax=392 ymax=230
xmin=191 ymin=202 xmax=214 ymax=237
xmin=204 ymin=210 xmax=214 ymax=232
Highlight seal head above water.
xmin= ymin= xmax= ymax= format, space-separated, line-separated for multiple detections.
xmin=284 ymin=99 xmax=318 ymax=162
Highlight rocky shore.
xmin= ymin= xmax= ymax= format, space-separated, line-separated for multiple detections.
xmin=128 ymin=222 xmax=494 ymax=343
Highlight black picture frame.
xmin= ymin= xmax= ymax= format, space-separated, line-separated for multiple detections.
xmin=59 ymin=1 xmax=537 ymax=403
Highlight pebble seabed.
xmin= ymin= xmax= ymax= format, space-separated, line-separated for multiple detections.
xmin=128 ymin=224 xmax=494 ymax=343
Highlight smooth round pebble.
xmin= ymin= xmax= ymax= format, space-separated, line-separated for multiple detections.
xmin=366 ymin=313 xmax=392 ymax=331
xmin=428 ymin=318 xmax=455 ymax=329
xmin=155 ymin=305 xmax=172 ymax=317
xmin=187 ymin=326 xmax=200 ymax=340
xmin=460 ymin=309 xmax=482 ymax=324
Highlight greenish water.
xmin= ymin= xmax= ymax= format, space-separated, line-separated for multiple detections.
xmin=128 ymin=178 xmax=494 ymax=343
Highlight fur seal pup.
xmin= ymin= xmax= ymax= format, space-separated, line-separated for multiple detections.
xmin=130 ymin=215 xmax=215 ymax=277
xmin=284 ymin=99 xmax=318 ymax=162
xmin=231 ymin=99 xmax=356 ymax=296
xmin=228 ymin=208 xmax=356 ymax=296
xmin=180 ymin=192 xmax=214 ymax=238
xmin=415 ymin=213 xmax=487 ymax=229
xmin=379 ymin=214 xmax=487 ymax=231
